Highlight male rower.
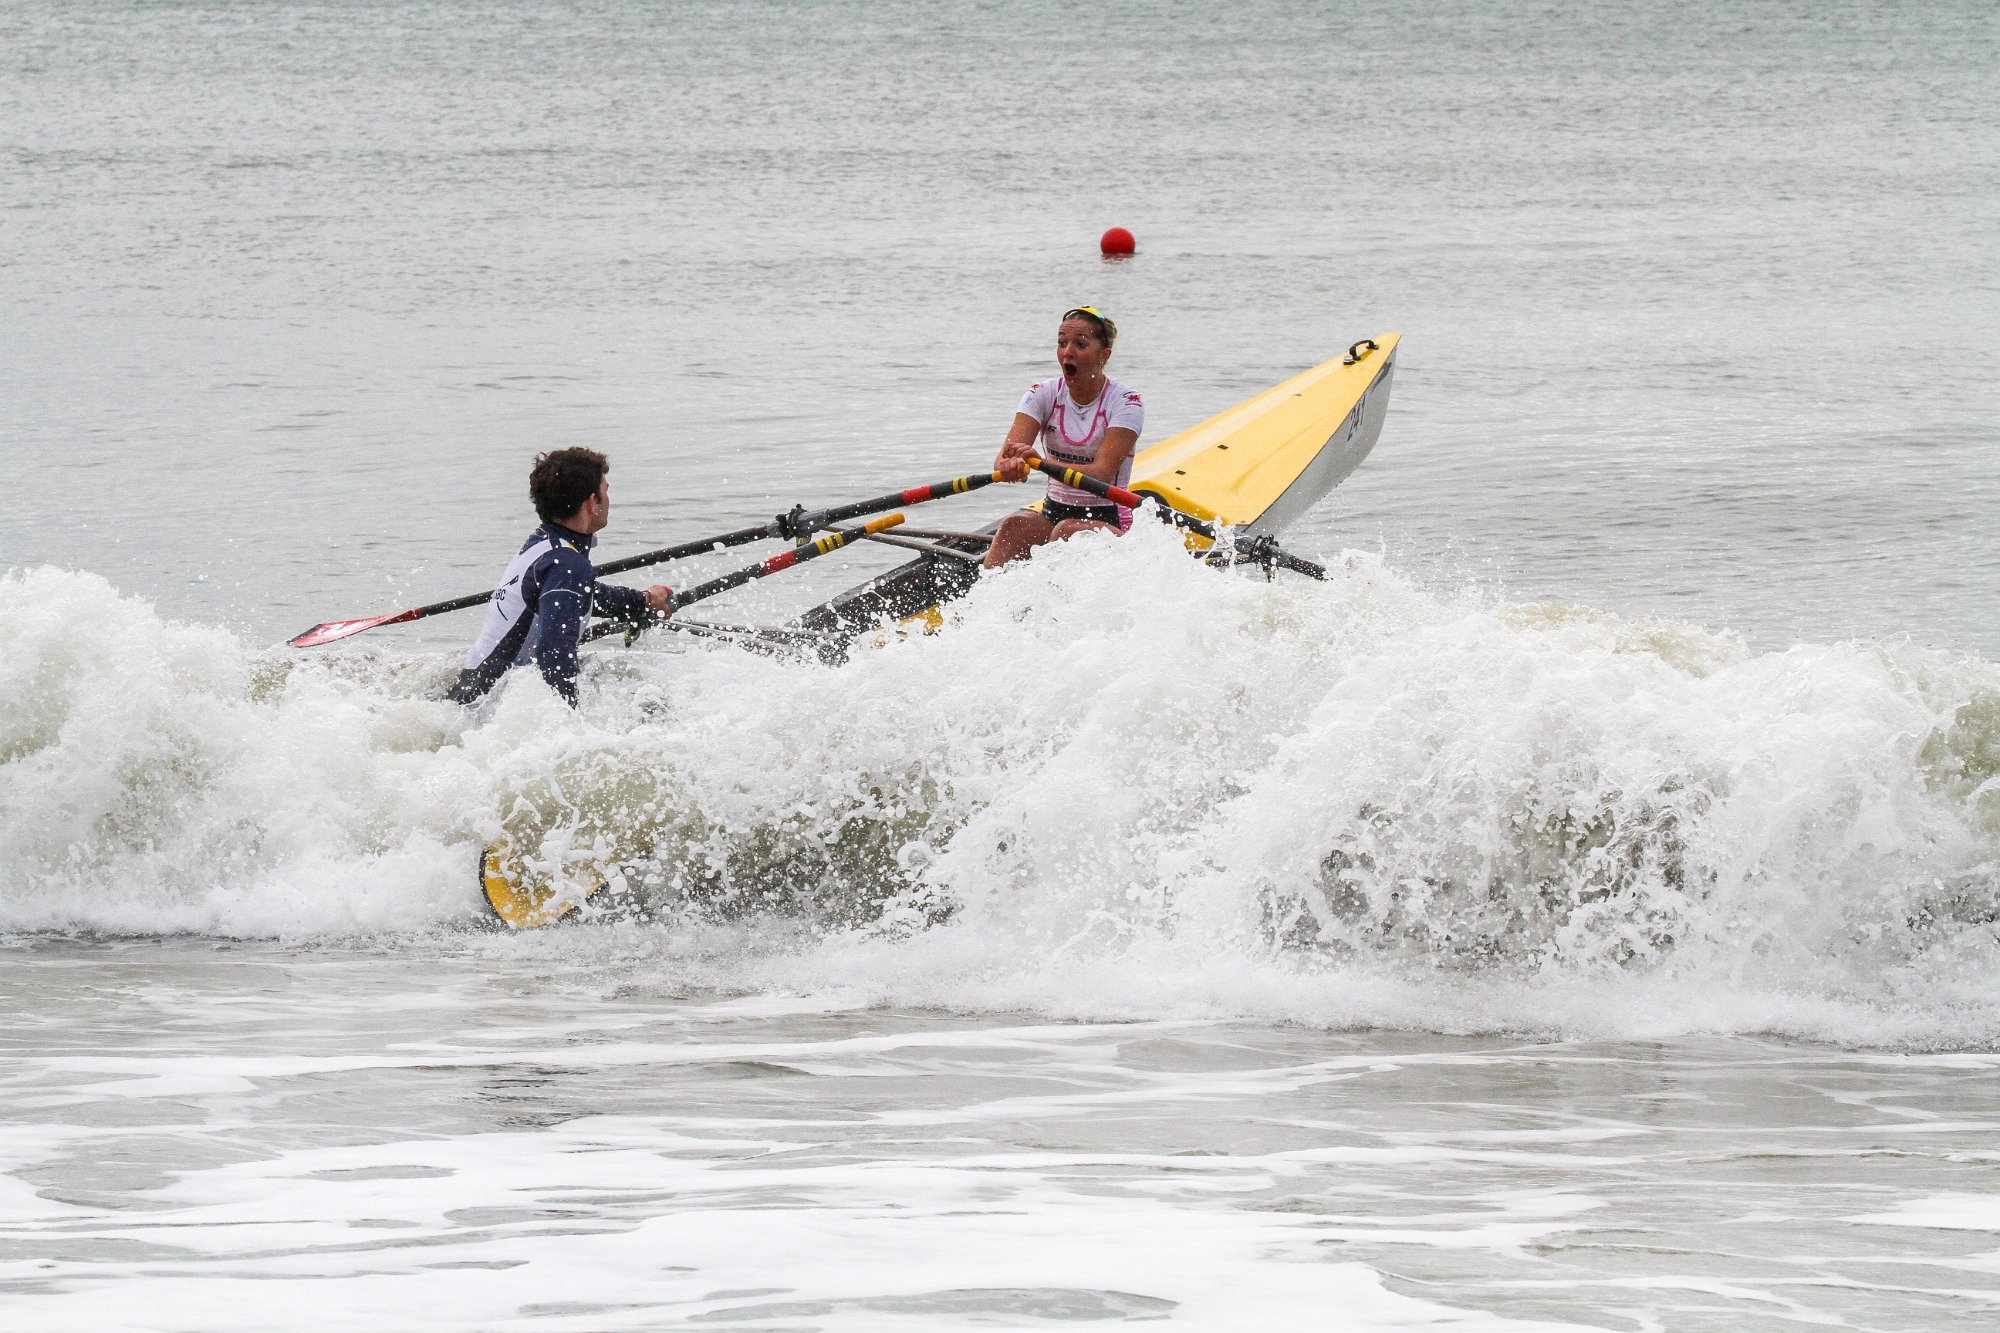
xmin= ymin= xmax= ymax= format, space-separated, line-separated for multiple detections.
xmin=447 ymin=447 xmax=672 ymax=707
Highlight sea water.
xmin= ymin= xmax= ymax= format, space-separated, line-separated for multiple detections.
xmin=3 ymin=2 xmax=1998 ymax=1328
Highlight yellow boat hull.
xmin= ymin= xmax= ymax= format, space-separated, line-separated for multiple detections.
xmin=801 ymin=334 xmax=1401 ymax=637
xmin=1131 ymin=334 xmax=1399 ymax=535
xmin=480 ymin=835 xmax=605 ymax=930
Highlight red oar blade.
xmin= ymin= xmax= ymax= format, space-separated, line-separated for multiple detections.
xmin=288 ymin=608 xmax=422 ymax=648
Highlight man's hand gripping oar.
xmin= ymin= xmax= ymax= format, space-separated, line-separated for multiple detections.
xmin=1021 ymin=455 xmax=1328 ymax=581
xmin=287 ymin=470 xmax=1005 ymax=648
xmin=582 ymin=513 xmax=909 ymax=645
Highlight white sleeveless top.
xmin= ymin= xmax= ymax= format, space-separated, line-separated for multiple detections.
xmin=1018 ymin=377 xmax=1145 ymax=508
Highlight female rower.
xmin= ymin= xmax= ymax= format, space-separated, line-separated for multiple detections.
xmin=982 ymin=306 xmax=1145 ymax=569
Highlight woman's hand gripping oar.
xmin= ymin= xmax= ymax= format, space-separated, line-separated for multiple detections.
xmin=288 ymin=470 xmax=1004 ymax=648
xmin=1021 ymin=455 xmax=1328 ymax=580
xmin=582 ymin=513 xmax=909 ymax=645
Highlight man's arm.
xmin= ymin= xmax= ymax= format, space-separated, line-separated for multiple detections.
xmin=591 ymin=578 xmax=649 ymax=625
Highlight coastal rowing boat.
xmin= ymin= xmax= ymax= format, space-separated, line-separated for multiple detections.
xmin=480 ymin=334 xmax=1400 ymax=927
xmin=795 ymin=335 xmax=1399 ymax=642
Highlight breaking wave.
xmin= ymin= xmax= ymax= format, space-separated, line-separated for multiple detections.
xmin=4 ymin=529 xmax=1997 ymax=1047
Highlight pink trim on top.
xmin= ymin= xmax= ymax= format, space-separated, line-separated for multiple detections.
xmin=1054 ymin=384 xmax=1110 ymax=449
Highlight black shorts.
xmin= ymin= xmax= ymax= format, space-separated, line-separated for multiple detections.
xmin=1040 ymin=497 xmax=1125 ymax=528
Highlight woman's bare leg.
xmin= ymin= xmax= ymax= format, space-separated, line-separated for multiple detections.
xmin=982 ymin=513 xmax=1057 ymax=569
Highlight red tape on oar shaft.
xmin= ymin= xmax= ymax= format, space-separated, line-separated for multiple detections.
xmin=897 ymin=472 xmax=999 ymax=507
xmin=800 ymin=471 xmax=1001 ymax=534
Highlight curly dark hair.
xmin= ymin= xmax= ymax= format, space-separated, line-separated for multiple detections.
xmin=529 ymin=447 xmax=609 ymax=523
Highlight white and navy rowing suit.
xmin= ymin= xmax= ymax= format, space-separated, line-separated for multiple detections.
xmin=447 ymin=522 xmax=647 ymax=706
xmin=1019 ymin=376 xmax=1145 ymax=528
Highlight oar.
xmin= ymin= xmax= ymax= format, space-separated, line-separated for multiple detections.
xmin=583 ymin=513 xmax=908 ymax=644
xmin=287 ymin=469 xmax=1005 ymax=648
xmin=1023 ymin=455 xmax=1218 ymax=540
xmin=1023 ymin=456 xmax=1327 ymax=580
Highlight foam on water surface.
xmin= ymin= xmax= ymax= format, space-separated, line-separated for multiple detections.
xmin=4 ymin=536 xmax=1997 ymax=1050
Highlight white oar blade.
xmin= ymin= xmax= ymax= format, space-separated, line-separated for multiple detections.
xmin=288 ymin=610 xmax=415 ymax=648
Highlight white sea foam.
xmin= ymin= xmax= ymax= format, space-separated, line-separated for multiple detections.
xmin=4 ymin=541 xmax=1997 ymax=1047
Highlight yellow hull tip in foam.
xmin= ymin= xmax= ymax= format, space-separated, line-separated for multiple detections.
xmin=480 ymin=836 xmax=604 ymax=930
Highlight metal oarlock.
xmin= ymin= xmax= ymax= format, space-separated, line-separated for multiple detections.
xmin=1219 ymin=533 xmax=1329 ymax=582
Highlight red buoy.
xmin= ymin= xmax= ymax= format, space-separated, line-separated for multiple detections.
xmin=1099 ymin=226 xmax=1136 ymax=256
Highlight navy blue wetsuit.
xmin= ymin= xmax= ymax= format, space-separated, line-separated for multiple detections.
xmin=447 ymin=522 xmax=648 ymax=706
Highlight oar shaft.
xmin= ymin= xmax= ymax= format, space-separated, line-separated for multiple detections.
xmin=584 ymin=514 xmax=907 ymax=644
xmin=805 ymin=471 xmax=1005 ymax=532
xmin=593 ymin=519 xmax=799 ymax=579
xmin=668 ymin=513 xmax=906 ymax=610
